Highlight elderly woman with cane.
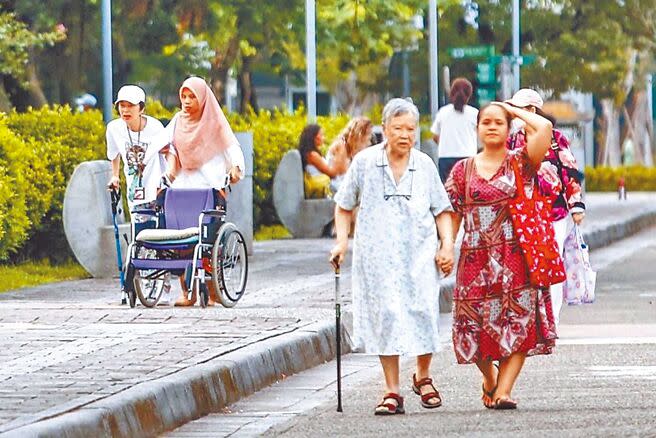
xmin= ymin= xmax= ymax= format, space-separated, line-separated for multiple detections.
xmin=330 ymin=98 xmax=454 ymax=416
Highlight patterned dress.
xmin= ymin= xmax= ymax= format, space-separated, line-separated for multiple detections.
xmin=335 ymin=143 xmax=453 ymax=356
xmin=508 ymin=129 xmax=585 ymax=221
xmin=445 ymin=147 xmax=557 ymax=364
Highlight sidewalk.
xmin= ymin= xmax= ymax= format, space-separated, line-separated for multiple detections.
xmin=0 ymin=192 xmax=654 ymax=438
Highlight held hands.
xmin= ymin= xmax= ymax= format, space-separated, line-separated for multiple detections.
xmin=435 ymin=243 xmax=455 ymax=276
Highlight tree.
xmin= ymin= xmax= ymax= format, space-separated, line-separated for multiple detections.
xmin=0 ymin=11 xmax=65 ymax=110
xmin=520 ymin=0 xmax=656 ymax=166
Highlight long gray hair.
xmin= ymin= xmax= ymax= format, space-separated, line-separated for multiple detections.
xmin=382 ymin=98 xmax=420 ymax=126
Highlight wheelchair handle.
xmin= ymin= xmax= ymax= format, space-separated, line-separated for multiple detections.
xmin=110 ymin=188 xmax=121 ymax=215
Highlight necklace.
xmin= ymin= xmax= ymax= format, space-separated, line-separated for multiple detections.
xmin=126 ymin=116 xmax=143 ymax=147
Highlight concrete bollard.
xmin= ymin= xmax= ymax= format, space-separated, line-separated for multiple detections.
xmin=63 ymin=160 xmax=130 ymax=278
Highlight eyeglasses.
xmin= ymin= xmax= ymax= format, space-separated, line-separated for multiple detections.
xmin=380 ymin=157 xmax=414 ymax=201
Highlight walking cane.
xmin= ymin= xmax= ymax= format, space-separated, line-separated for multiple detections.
xmin=331 ymin=256 xmax=343 ymax=413
xmin=110 ymin=188 xmax=127 ymax=304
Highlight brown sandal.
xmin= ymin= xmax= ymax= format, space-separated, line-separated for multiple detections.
xmin=411 ymin=374 xmax=442 ymax=409
xmin=493 ymin=397 xmax=518 ymax=410
xmin=374 ymin=392 xmax=405 ymax=415
xmin=482 ymin=383 xmax=497 ymax=409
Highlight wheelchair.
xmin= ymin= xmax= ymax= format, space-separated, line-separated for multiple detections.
xmin=123 ymin=187 xmax=248 ymax=308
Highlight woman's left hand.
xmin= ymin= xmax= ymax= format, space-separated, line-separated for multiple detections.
xmin=435 ymin=245 xmax=455 ymax=276
xmin=572 ymin=212 xmax=585 ymax=225
xmin=228 ymin=166 xmax=243 ymax=183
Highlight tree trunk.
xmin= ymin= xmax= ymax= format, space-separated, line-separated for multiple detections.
xmin=1 ymin=60 xmax=48 ymax=111
xmin=599 ymin=99 xmax=621 ymax=166
xmin=238 ymin=56 xmax=258 ymax=113
xmin=210 ymin=36 xmax=240 ymax=106
xmin=333 ymin=72 xmax=377 ymax=116
xmin=630 ymin=91 xmax=653 ymax=166
xmin=209 ymin=67 xmax=228 ymax=106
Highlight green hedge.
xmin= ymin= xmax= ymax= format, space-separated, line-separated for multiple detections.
xmin=3 ymin=106 xmax=106 ymax=261
xmin=228 ymin=107 xmax=349 ymax=226
xmin=584 ymin=165 xmax=656 ymax=191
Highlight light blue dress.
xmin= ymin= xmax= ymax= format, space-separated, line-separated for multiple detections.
xmin=334 ymin=143 xmax=452 ymax=355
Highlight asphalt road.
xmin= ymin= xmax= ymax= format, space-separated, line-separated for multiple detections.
xmin=165 ymin=225 xmax=656 ymax=438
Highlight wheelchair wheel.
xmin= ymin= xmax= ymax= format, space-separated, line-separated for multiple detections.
xmin=211 ymin=223 xmax=248 ymax=308
xmin=128 ymin=290 xmax=137 ymax=308
xmin=134 ymin=270 xmax=166 ymax=308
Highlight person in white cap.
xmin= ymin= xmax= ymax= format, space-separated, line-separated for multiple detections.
xmin=505 ymin=88 xmax=586 ymax=326
xmin=106 ymin=84 xmax=171 ymax=304
xmin=75 ymin=93 xmax=97 ymax=112
xmin=106 ymin=85 xmax=167 ymax=209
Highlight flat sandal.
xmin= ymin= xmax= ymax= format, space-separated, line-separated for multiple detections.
xmin=374 ymin=392 xmax=405 ymax=415
xmin=411 ymin=374 xmax=442 ymax=409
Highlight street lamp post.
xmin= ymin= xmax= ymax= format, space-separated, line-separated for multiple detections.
xmin=512 ymin=0 xmax=520 ymax=93
xmin=306 ymin=0 xmax=317 ymax=123
xmin=429 ymin=0 xmax=439 ymax=117
xmin=101 ymin=0 xmax=113 ymax=123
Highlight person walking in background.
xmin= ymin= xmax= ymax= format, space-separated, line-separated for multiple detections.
xmin=445 ymin=102 xmax=555 ymax=410
xmin=75 ymin=92 xmax=97 ymax=112
xmin=430 ymin=77 xmax=478 ymax=183
xmin=505 ymin=88 xmax=586 ymax=326
xmin=298 ymin=124 xmax=348 ymax=198
xmin=330 ymin=98 xmax=454 ymax=416
xmin=161 ymin=76 xmax=245 ymax=306
xmin=327 ymin=116 xmax=374 ymax=193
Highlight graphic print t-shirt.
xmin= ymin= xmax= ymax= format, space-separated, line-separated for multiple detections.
xmin=106 ymin=115 xmax=166 ymax=208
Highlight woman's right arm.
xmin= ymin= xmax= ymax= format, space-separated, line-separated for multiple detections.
xmin=496 ymin=103 xmax=552 ymax=168
xmin=307 ymin=150 xmax=347 ymax=178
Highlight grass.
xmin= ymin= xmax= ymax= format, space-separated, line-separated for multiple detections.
xmin=254 ymin=224 xmax=292 ymax=241
xmin=0 ymin=259 xmax=89 ymax=293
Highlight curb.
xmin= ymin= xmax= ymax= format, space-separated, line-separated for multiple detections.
xmin=1 ymin=321 xmax=351 ymax=438
xmin=4 ymin=207 xmax=655 ymax=438
xmin=438 ymin=209 xmax=656 ymax=313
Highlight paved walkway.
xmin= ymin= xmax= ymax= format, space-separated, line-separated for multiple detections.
xmin=0 ymin=192 xmax=654 ymax=437
xmin=165 ymin=222 xmax=656 ymax=437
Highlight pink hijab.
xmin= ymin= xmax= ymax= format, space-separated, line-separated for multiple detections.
xmin=173 ymin=76 xmax=239 ymax=171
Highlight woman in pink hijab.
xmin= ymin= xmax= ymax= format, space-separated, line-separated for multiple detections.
xmin=163 ymin=76 xmax=245 ymax=306
xmin=164 ymin=76 xmax=245 ymax=189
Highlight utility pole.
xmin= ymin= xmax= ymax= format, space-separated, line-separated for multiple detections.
xmin=101 ymin=0 xmax=113 ymax=123
xmin=306 ymin=0 xmax=317 ymax=122
xmin=429 ymin=0 xmax=439 ymax=117
xmin=511 ymin=0 xmax=520 ymax=93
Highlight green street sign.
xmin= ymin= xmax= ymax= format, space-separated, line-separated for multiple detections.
xmin=476 ymin=87 xmax=496 ymax=103
xmin=489 ymin=55 xmax=537 ymax=65
xmin=449 ymin=45 xmax=495 ymax=59
xmin=476 ymin=63 xmax=495 ymax=85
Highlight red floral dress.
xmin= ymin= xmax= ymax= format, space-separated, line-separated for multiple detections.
xmin=445 ymin=147 xmax=557 ymax=364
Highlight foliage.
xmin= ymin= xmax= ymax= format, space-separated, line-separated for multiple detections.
xmin=254 ymin=224 xmax=292 ymax=241
xmin=4 ymin=106 xmax=105 ymax=261
xmin=0 ymin=259 xmax=88 ymax=293
xmin=228 ymin=107 xmax=349 ymax=225
xmin=0 ymin=12 xmax=66 ymax=86
xmin=584 ymin=165 xmax=656 ymax=191
xmin=0 ymin=121 xmax=31 ymax=259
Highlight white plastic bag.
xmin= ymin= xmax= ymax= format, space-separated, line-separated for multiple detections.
xmin=563 ymin=225 xmax=596 ymax=304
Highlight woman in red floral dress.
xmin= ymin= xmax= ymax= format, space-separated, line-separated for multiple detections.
xmin=445 ymin=102 xmax=556 ymax=410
